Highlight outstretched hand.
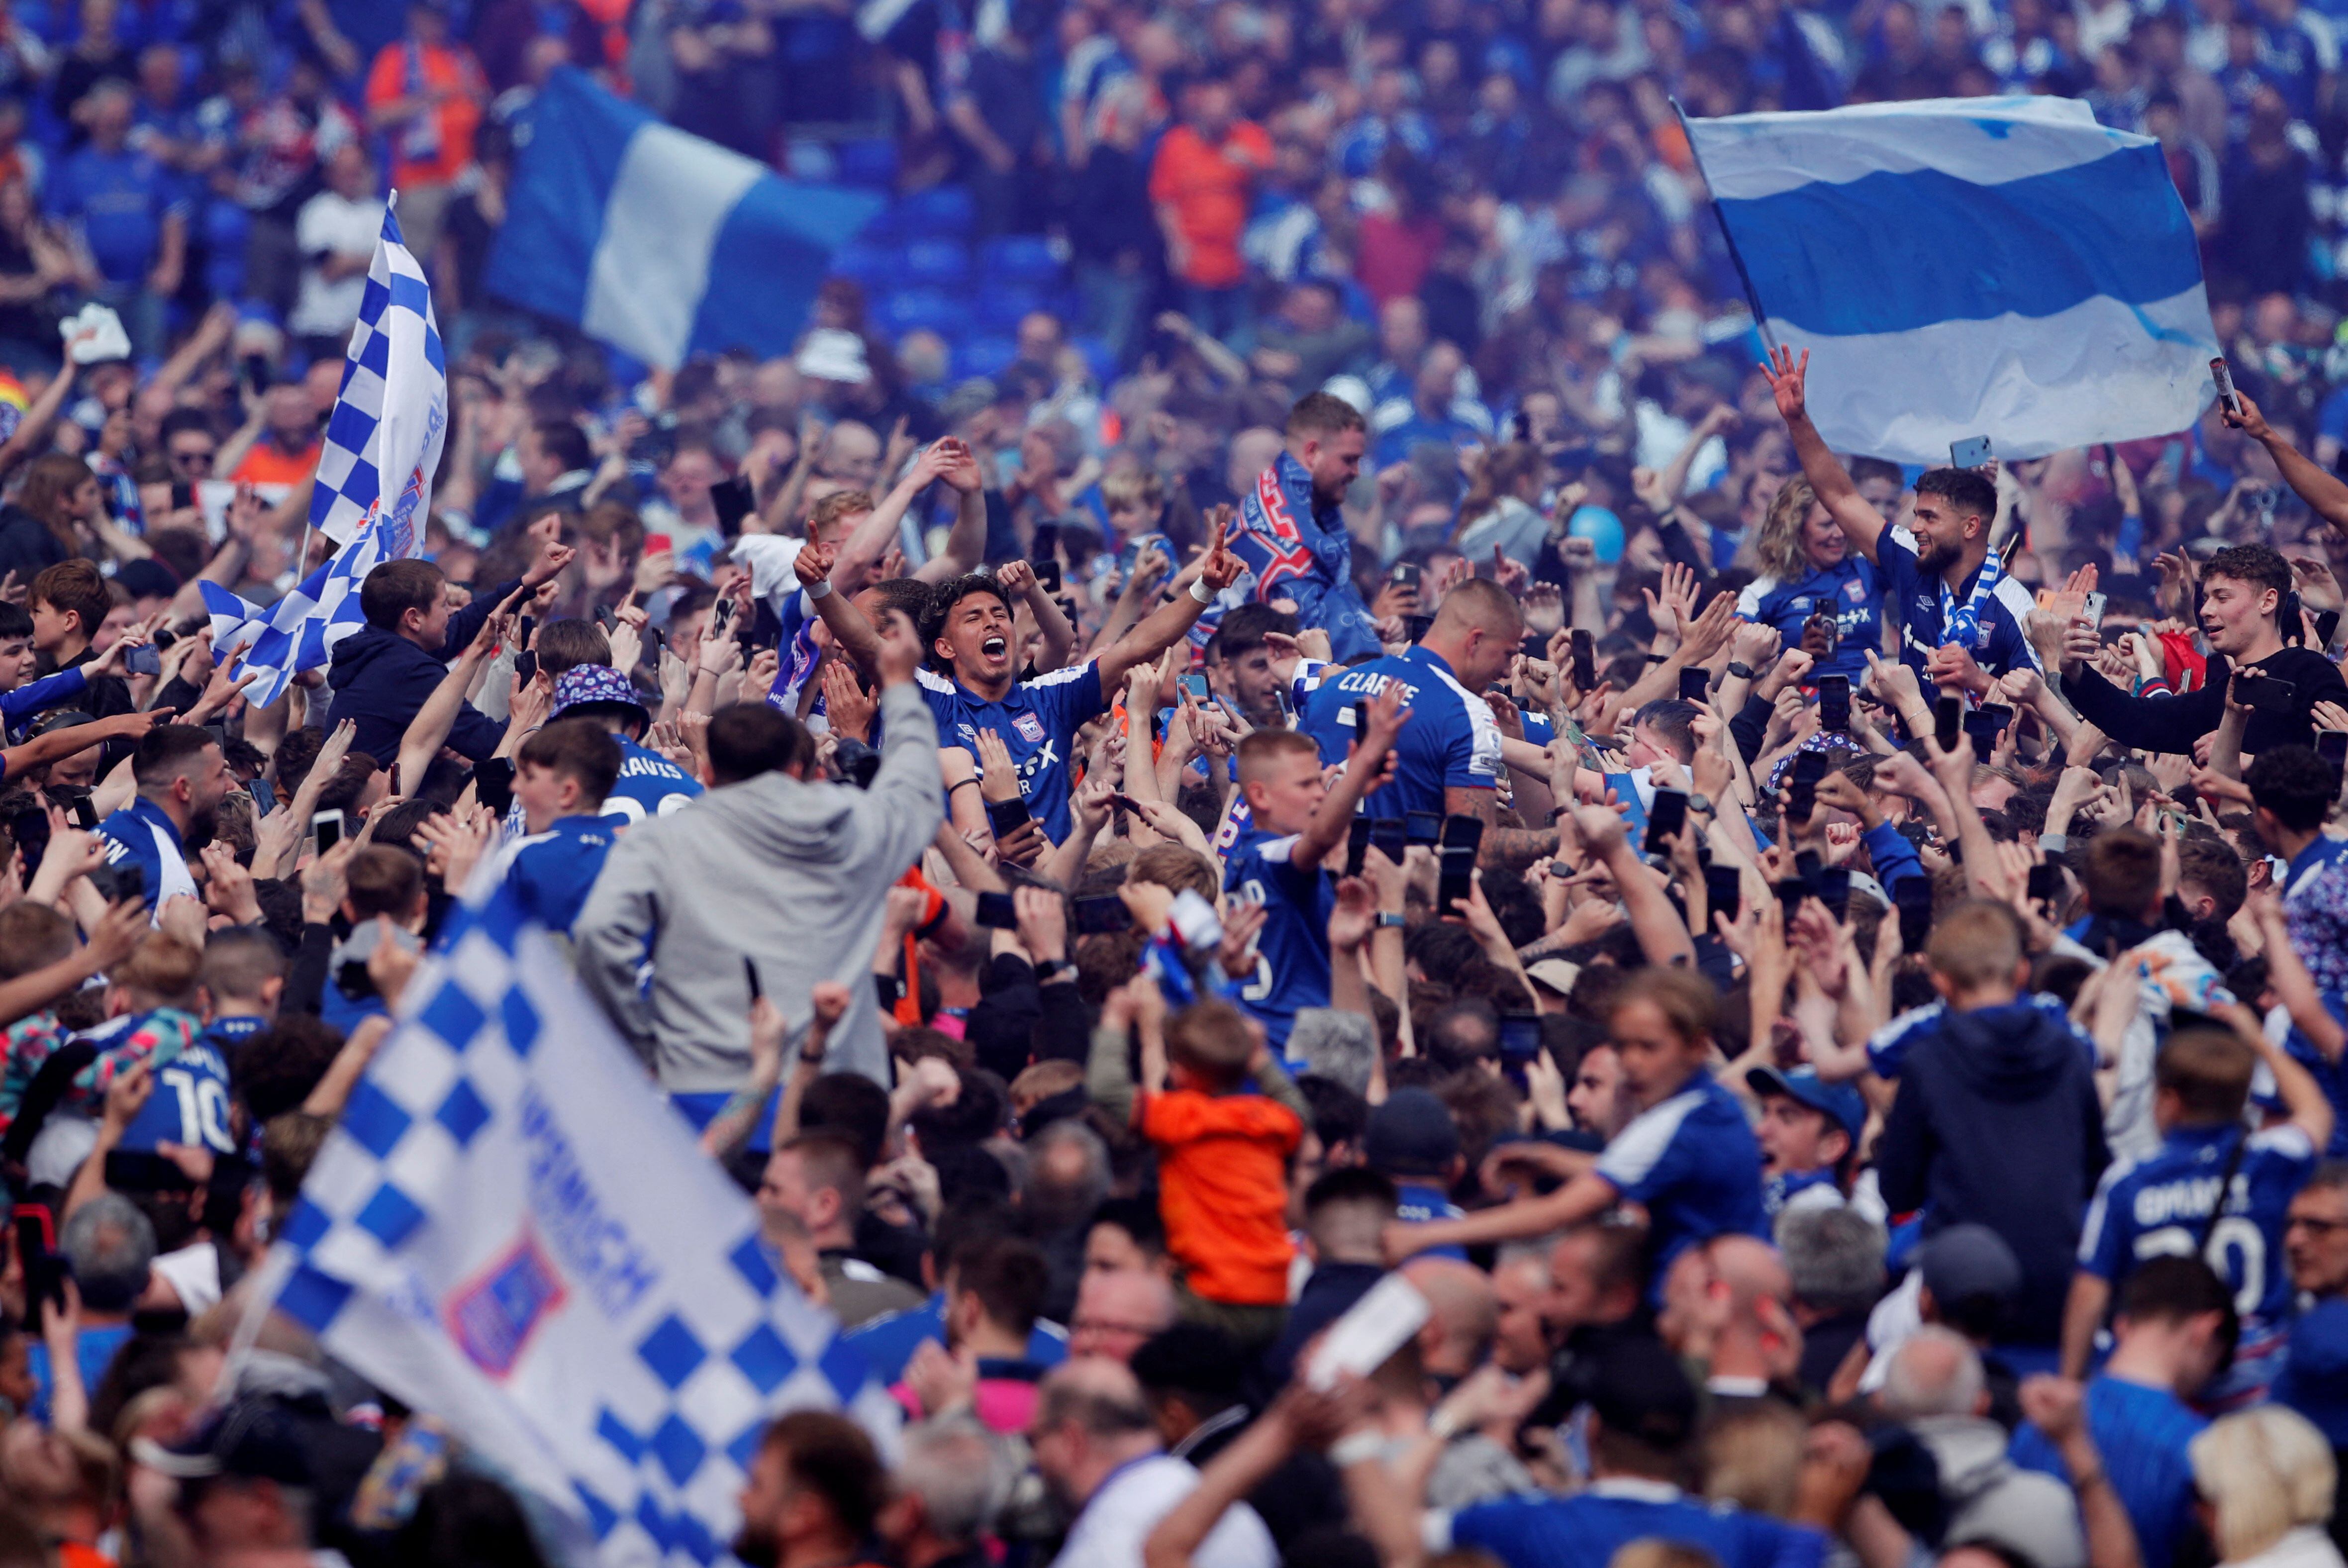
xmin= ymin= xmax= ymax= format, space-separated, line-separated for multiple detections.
xmin=1761 ymin=344 xmax=1810 ymax=425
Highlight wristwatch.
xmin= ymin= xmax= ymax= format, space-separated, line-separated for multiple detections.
xmin=1725 ymin=662 xmax=1758 ymax=681
xmin=1687 ymin=793 xmax=1714 ymax=815
xmin=1374 ymin=912 xmax=1407 ymax=929
xmin=1035 ymin=958 xmax=1076 ymax=984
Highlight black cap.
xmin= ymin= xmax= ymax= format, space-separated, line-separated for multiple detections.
xmin=1131 ymin=1323 xmax=1246 ymax=1402
xmin=1364 ymin=1088 xmax=1459 ymax=1177
xmin=134 ymin=1393 xmax=382 ymax=1509
xmin=1583 ymin=1335 xmax=1698 ymax=1454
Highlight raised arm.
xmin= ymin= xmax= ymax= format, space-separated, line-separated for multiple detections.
xmin=914 ymin=438 xmax=989 ymax=584
xmin=1093 ymin=513 xmax=1243 ymax=691
xmin=1762 ymin=346 xmax=1889 ymax=563
xmin=398 ymin=586 xmax=524 ymax=791
xmin=792 ymin=539 xmax=885 ymax=671
xmin=2231 ymin=391 xmax=2348 ymax=534
xmin=997 ymin=558 xmax=1075 ymax=671
xmin=1293 ymin=683 xmax=1408 ymax=870
xmin=831 ymin=442 xmax=952 ymax=591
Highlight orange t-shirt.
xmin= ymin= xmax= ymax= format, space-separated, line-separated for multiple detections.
xmin=1148 ymin=121 xmax=1271 ymax=289
xmin=232 ymin=437 xmax=320 ymax=487
xmin=1137 ymin=1087 xmax=1300 ymax=1305
xmin=364 ymin=40 xmax=486 ymax=187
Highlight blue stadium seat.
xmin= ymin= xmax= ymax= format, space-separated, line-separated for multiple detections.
xmin=978 ymin=233 xmax=1060 ymax=282
xmin=830 ymin=242 xmax=894 ymax=283
xmin=1073 ymin=334 xmax=1119 ymax=385
xmin=895 ymin=185 xmax=976 ymax=235
xmin=957 ymin=335 xmax=1017 ymax=379
xmin=902 ymin=240 xmax=971 ymax=286
xmin=878 ymin=288 xmax=961 ymax=336
xmin=834 ymin=138 xmax=900 ymax=188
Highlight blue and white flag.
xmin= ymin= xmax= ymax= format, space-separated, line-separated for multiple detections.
xmin=1686 ymin=96 xmax=2217 ymax=465
xmin=311 ymin=200 xmax=446 ymax=553
xmin=256 ymin=882 xmax=896 ymax=1567
xmin=485 ymin=68 xmax=886 ymax=370
xmin=197 ymin=525 xmax=385 ymax=709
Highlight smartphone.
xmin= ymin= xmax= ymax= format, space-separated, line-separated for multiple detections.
xmin=1347 ymin=816 xmax=1372 ymax=878
xmin=1370 ymin=818 xmax=1405 ymax=867
xmin=1389 ymin=562 xmax=1422 ymax=592
xmin=2212 ymin=357 xmax=2242 ymax=417
xmin=1070 ymin=894 xmax=1132 ymax=935
xmin=1950 ymin=435 xmax=1992 ymax=469
xmin=125 ymin=643 xmax=161 ymax=676
xmin=744 ymin=957 xmax=762 ymax=1001
xmin=709 ymin=475 xmax=755 ymax=534
xmin=1569 ymin=629 xmax=1595 ymax=690
xmin=1704 ymin=861 xmax=1743 ymax=922
xmin=1677 ymin=666 xmax=1708 ymax=703
xmin=2320 ymin=610 xmax=2342 ymax=650
xmin=238 ymin=352 xmax=269 ymax=398
xmin=1895 ymin=878 xmax=1933 ymax=949
xmin=985 ymin=795 xmax=1032 ymax=837
xmin=1803 ymin=611 xmax=1839 ymax=654
xmin=2080 ymin=591 xmax=2107 ymax=628
xmin=1497 ymin=1012 xmax=1544 ymax=1062
xmin=1976 ymin=701 xmax=2015 ymax=736
xmin=1817 ymin=865 xmax=1852 ymax=920
xmin=2322 ymin=730 xmax=2348 ymax=772
xmin=387 ymin=762 xmax=401 ymax=798
xmin=68 ymin=793 xmax=98 ymax=831
xmin=972 ymin=890 xmax=1017 ymax=928
xmin=12 ymin=1205 xmax=61 ymax=1331
xmin=1818 ymin=674 xmax=1850 ymax=734
xmin=1405 ymin=811 xmax=1443 ymax=848
xmin=515 ymin=650 xmax=538 ymax=685
xmin=644 ymin=531 xmax=673 ymax=557
xmin=595 ymin=604 xmax=617 ymax=630
xmin=1935 ymin=694 xmax=1963 ymax=752
xmin=1032 ymin=522 xmax=1061 ymax=570
xmin=2026 ymin=861 xmax=2058 ymax=908
xmin=1306 ymin=1272 xmax=1431 ymax=1391
xmin=517 ymin=614 xmax=535 ymax=648
xmin=1438 ymin=815 xmax=1484 ymax=916
xmin=1402 ymin=613 xmax=1434 ymax=643
xmin=2237 ymin=672 xmax=2298 ymax=710
xmin=1643 ymin=787 xmax=1689 ymax=855
xmin=1036 ymin=556 xmax=1064 ymax=594
xmin=1794 ymin=847 xmax=1822 ymax=886
xmin=1178 ymin=672 xmax=1210 ymax=703
xmin=1787 ymin=751 xmax=1827 ymax=824
xmin=312 ymin=809 xmax=344 ymax=854
xmin=1774 ymin=877 xmax=1809 ymax=921
xmin=710 ymin=598 xmax=735 ymax=637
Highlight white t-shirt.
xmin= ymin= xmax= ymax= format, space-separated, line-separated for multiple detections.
xmin=1051 ymin=1454 xmax=1276 ymax=1568
xmin=290 ymin=192 xmax=384 ymax=338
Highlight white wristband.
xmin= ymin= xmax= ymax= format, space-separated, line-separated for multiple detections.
xmin=804 ymin=577 xmax=833 ymax=600
xmin=1189 ymin=578 xmax=1215 ymax=604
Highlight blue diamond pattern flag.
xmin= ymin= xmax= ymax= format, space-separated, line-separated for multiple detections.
xmin=1685 ymin=96 xmax=2218 ymax=465
xmin=200 ymin=198 xmax=446 ymax=706
xmin=255 ymin=880 xmax=897 ymax=1567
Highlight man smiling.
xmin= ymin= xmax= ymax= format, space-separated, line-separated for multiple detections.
xmin=797 ymin=517 xmax=1243 ymax=841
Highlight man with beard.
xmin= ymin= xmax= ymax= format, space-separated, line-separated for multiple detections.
xmin=1763 ymin=347 xmax=2042 ymax=697
xmin=732 ymin=1410 xmax=890 ymax=1568
xmin=1216 ymin=392 xmax=1382 ymax=662
xmin=97 ymin=724 xmax=234 ymax=913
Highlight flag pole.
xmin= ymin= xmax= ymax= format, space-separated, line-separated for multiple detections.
xmin=1671 ymin=98 xmax=1779 ymax=359
xmin=292 ymin=188 xmax=402 ymax=582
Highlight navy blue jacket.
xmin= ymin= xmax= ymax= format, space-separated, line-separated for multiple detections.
xmin=1878 ymin=999 xmax=2109 ymax=1348
xmin=322 ymin=577 xmax=521 ymax=764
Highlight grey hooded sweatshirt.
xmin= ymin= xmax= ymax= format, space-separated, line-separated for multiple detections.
xmin=574 ymin=682 xmax=943 ymax=1091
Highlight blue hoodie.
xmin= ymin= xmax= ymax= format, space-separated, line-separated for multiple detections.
xmin=1877 ymin=998 xmax=2110 ymax=1348
xmin=322 ymin=576 xmax=522 ymax=764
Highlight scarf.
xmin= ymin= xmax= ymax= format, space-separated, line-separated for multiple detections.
xmin=1940 ymin=547 xmax=2004 ymax=652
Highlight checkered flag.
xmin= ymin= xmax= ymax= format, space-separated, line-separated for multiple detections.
xmin=196 ymin=519 xmax=393 ymax=708
xmin=309 ymin=196 xmax=447 ymax=556
xmin=258 ymin=882 xmax=897 ymax=1566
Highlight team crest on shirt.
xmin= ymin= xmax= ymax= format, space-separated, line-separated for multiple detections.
xmin=1844 ymin=579 xmax=1866 ymax=602
xmin=1014 ymin=712 xmax=1046 ymax=744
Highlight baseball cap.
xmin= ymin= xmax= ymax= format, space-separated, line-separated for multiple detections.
xmin=1524 ymin=957 xmax=1581 ymax=997
xmin=1918 ymin=1223 xmax=2023 ymax=1310
xmin=551 ymin=665 xmax=648 ymax=723
xmin=1748 ymin=1065 xmax=1866 ymax=1148
xmin=795 ymin=328 xmax=871 ymax=386
xmin=1364 ymin=1088 xmax=1459 ymax=1178
xmin=134 ymin=1392 xmax=381 ymax=1504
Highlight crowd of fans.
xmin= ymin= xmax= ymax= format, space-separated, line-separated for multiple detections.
xmin=10 ymin=0 xmax=2348 ymax=1566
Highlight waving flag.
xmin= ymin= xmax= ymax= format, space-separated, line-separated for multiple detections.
xmin=253 ymin=882 xmax=897 ymax=1567
xmin=311 ymin=200 xmax=446 ymax=553
xmin=198 ymin=527 xmax=387 ymax=708
xmin=485 ymin=68 xmax=885 ymax=370
xmin=1685 ymin=96 xmax=2217 ymax=465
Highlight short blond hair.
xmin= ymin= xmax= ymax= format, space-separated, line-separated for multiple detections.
xmin=1100 ymin=468 xmax=1167 ymax=512
xmin=1926 ymin=900 xmax=2024 ymax=990
xmin=2191 ymin=1406 xmax=2338 ymax=1562
xmin=807 ymin=489 xmax=875 ymax=543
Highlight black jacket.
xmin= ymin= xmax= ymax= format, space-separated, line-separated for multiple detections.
xmin=320 ymin=578 xmax=520 ymax=764
xmin=2067 ymin=644 xmax=2348 ymax=756
xmin=0 ymin=505 xmax=67 ymax=586
xmin=1877 ymin=999 xmax=2108 ymax=1347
